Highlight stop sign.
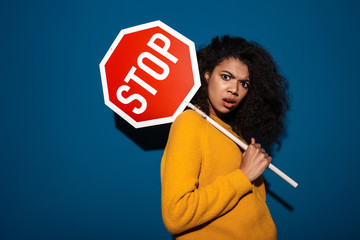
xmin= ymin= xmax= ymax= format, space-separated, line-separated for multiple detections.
xmin=99 ymin=20 xmax=201 ymax=128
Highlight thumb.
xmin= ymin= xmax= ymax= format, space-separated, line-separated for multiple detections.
xmin=243 ymin=138 xmax=254 ymax=158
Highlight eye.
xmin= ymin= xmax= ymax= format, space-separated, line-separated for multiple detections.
xmin=221 ymin=74 xmax=231 ymax=81
xmin=240 ymin=80 xmax=250 ymax=89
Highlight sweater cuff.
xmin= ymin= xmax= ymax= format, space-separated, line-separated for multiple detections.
xmin=227 ymin=169 xmax=253 ymax=196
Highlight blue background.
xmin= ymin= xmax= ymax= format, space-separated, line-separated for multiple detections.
xmin=1 ymin=0 xmax=359 ymax=239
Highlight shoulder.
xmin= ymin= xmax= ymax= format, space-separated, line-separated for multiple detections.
xmin=169 ymin=109 xmax=206 ymax=136
xmin=172 ymin=109 xmax=205 ymax=129
xmin=175 ymin=109 xmax=205 ymax=124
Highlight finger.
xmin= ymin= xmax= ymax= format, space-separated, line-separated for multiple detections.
xmin=254 ymin=143 xmax=261 ymax=149
xmin=251 ymin=138 xmax=255 ymax=145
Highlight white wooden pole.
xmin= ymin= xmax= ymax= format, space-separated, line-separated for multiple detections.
xmin=187 ymin=103 xmax=298 ymax=188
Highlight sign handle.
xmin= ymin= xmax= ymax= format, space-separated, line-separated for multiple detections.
xmin=187 ymin=103 xmax=298 ymax=188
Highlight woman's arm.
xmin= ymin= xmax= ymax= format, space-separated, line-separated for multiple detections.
xmin=161 ymin=111 xmax=253 ymax=234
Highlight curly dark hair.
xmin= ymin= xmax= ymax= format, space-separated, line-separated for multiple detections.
xmin=191 ymin=35 xmax=290 ymax=151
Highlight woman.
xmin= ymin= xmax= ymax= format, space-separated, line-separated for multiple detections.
xmin=161 ymin=35 xmax=289 ymax=240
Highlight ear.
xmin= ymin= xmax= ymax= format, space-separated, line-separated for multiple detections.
xmin=204 ymin=72 xmax=210 ymax=82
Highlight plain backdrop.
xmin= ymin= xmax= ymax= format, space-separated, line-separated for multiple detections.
xmin=1 ymin=0 xmax=360 ymax=239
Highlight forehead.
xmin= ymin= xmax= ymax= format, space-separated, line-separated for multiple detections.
xmin=215 ymin=58 xmax=249 ymax=78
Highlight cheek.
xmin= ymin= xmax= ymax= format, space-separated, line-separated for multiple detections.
xmin=238 ymin=90 xmax=248 ymax=102
xmin=241 ymin=87 xmax=249 ymax=96
xmin=207 ymin=81 xmax=218 ymax=97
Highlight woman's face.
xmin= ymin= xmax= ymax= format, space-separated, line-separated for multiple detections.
xmin=205 ymin=58 xmax=250 ymax=118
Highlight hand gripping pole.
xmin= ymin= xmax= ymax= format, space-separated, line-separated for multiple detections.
xmin=187 ymin=103 xmax=298 ymax=188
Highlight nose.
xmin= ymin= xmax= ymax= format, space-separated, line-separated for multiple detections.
xmin=227 ymin=81 xmax=239 ymax=96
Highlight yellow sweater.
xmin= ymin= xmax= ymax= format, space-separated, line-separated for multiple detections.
xmin=161 ymin=110 xmax=276 ymax=240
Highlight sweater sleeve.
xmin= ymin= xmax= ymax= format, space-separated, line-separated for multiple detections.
xmin=161 ymin=110 xmax=253 ymax=235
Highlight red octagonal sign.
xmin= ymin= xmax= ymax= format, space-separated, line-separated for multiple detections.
xmin=99 ymin=21 xmax=201 ymax=128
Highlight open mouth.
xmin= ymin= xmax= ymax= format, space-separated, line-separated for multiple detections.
xmin=223 ymin=98 xmax=236 ymax=108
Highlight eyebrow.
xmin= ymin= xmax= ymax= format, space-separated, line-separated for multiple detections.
xmin=221 ymin=70 xmax=250 ymax=81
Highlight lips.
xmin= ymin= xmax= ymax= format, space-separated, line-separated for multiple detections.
xmin=223 ymin=98 xmax=236 ymax=109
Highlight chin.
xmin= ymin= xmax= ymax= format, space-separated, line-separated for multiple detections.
xmin=219 ymin=108 xmax=233 ymax=116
